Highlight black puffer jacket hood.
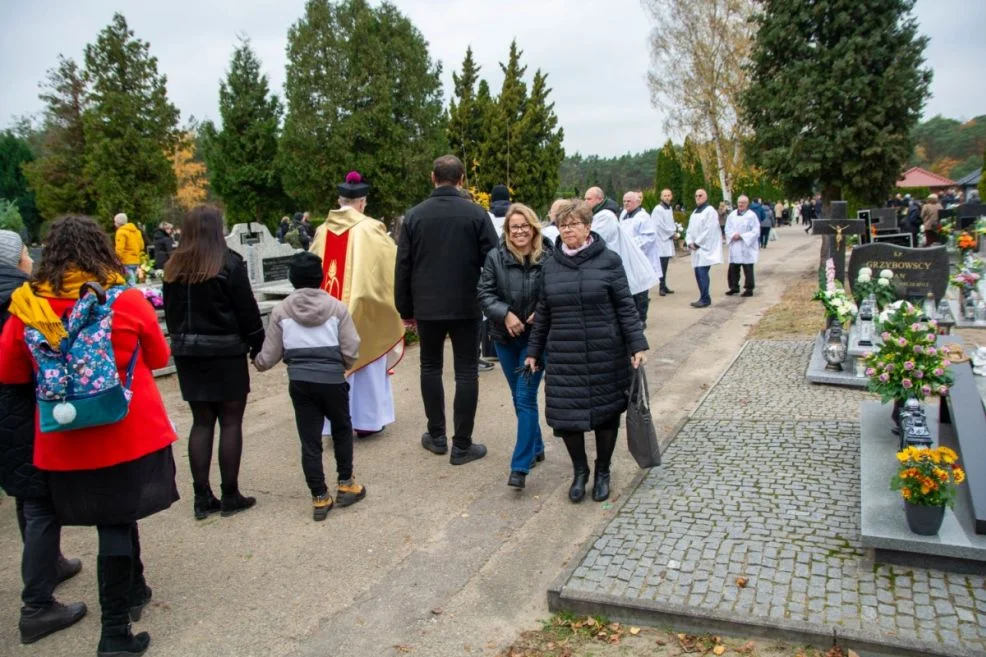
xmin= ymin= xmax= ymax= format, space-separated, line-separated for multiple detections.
xmin=527 ymin=234 xmax=648 ymax=432
xmin=490 ymin=199 xmax=511 ymax=218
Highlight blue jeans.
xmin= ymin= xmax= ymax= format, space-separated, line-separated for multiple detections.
xmin=124 ymin=264 xmax=139 ymax=285
xmin=494 ymin=334 xmax=545 ymax=474
xmin=694 ymin=265 xmax=711 ymax=304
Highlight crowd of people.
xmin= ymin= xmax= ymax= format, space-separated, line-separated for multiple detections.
xmin=0 ymin=153 xmax=793 ymax=654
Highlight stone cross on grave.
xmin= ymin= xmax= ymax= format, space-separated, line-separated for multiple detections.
xmin=811 ymin=201 xmax=866 ymax=283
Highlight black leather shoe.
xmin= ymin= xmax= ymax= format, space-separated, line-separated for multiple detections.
xmin=725 ymin=289 xmax=739 ymax=296
xmin=220 ymin=492 xmax=256 ymax=517
xmin=530 ymin=451 xmax=545 ymax=468
xmin=592 ymin=471 xmax=611 ymax=502
xmin=130 ymin=584 xmax=152 ymax=622
xmin=507 ymin=471 xmax=526 ymax=489
xmin=56 ymin=556 xmax=82 ymax=586
xmin=741 ymin=290 xmax=753 ymax=297
xmin=450 ymin=442 xmax=487 ymax=465
xmin=664 ymin=288 xmax=675 ymax=294
xmin=19 ymin=600 xmax=88 ymax=644
xmin=659 ymin=289 xmax=667 ymax=296
xmin=690 ymin=301 xmax=711 ymax=308
xmin=421 ymin=432 xmax=448 ymax=455
xmin=569 ymin=468 xmax=590 ymax=503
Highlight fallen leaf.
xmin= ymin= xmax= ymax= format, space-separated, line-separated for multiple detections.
xmin=546 ymin=642 xmax=555 ymax=649
xmin=736 ymin=576 xmax=748 ymax=588
xmin=713 ymin=646 xmax=726 ymax=656
xmin=431 ymin=607 xmax=443 ymax=615
xmin=848 ymin=651 xmax=861 ymax=657
xmin=585 ymin=617 xmax=597 ymax=627
xmin=738 ymin=640 xmax=756 ymax=653
xmin=394 ymin=645 xmax=413 ymax=654
xmin=630 ymin=627 xmax=641 ymax=636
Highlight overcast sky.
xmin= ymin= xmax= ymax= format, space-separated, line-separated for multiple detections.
xmin=1 ymin=0 xmax=983 ymax=158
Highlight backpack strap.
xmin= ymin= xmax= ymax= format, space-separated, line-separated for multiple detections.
xmin=123 ymin=342 xmax=141 ymax=390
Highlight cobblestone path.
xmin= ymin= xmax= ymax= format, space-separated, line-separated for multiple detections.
xmin=557 ymin=340 xmax=986 ymax=656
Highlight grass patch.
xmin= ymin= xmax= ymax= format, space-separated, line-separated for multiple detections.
xmin=748 ymin=270 xmax=825 ymax=340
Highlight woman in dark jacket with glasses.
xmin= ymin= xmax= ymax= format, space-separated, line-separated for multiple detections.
xmin=478 ymin=203 xmax=552 ymax=491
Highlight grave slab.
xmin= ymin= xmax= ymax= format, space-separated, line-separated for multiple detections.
xmin=806 ymin=332 xmax=868 ymax=388
xmin=859 ymin=401 xmax=986 ymax=574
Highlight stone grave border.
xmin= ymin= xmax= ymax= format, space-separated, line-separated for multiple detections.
xmin=547 ymin=340 xmax=983 ymax=657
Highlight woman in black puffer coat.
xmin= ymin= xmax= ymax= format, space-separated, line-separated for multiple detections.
xmin=525 ymin=199 xmax=648 ymax=504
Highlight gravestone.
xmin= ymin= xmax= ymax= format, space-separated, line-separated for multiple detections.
xmin=957 ymin=202 xmax=986 ymax=231
xmin=225 ymin=223 xmax=298 ymax=284
xmin=812 ymin=202 xmax=866 ymax=283
xmin=869 ymin=208 xmax=898 ymax=230
xmin=847 ymin=242 xmax=950 ymax=301
xmin=873 ymin=232 xmax=914 ymax=248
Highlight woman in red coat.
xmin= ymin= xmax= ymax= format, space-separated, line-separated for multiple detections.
xmin=0 ymin=215 xmax=178 ymax=657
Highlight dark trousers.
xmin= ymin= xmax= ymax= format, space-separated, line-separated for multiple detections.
xmin=694 ymin=266 xmax=711 ymax=304
xmin=17 ymin=496 xmax=60 ymax=607
xmin=288 ymin=380 xmax=354 ymax=497
xmin=659 ymin=256 xmax=671 ymax=291
xmin=727 ymin=263 xmax=755 ymax=292
xmin=759 ymin=226 xmax=771 ymax=248
xmin=416 ymin=318 xmax=480 ymax=446
xmin=633 ymin=292 xmax=649 ymax=329
xmin=480 ymin=319 xmax=496 ymax=359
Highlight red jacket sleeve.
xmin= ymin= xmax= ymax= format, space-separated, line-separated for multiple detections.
xmin=0 ymin=316 xmax=32 ymax=384
xmin=116 ymin=290 xmax=171 ymax=370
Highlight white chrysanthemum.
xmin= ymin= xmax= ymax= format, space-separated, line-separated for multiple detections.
xmin=859 ymin=267 xmax=873 ymax=276
xmin=858 ymin=273 xmax=872 ymax=283
xmin=877 ymin=278 xmax=890 ymax=287
xmin=879 ymin=269 xmax=894 ymax=279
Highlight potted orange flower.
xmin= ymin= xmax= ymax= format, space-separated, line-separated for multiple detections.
xmin=957 ymin=231 xmax=977 ymax=255
xmin=891 ymin=445 xmax=965 ymax=535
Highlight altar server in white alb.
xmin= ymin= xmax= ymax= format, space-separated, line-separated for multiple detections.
xmin=619 ymin=190 xmax=662 ymax=327
xmin=724 ymin=195 xmax=760 ymax=297
xmin=684 ymin=188 xmax=722 ymax=308
xmin=650 ymin=188 xmax=677 ymax=296
xmin=583 ymin=187 xmax=661 ymax=301
xmin=309 ymin=172 xmax=405 ymax=438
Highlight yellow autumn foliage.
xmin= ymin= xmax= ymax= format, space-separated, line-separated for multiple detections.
xmin=170 ymin=134 xmax=208 ymax=211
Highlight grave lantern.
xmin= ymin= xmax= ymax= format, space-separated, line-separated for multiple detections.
xmin=935 ymin=300 xmax=955 ymax=335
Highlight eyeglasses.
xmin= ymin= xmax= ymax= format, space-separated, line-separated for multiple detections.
xmin=558 ymin=223 xmax=585 ymax=232
xmin=508 ymin=225 xmax=532 ymax=233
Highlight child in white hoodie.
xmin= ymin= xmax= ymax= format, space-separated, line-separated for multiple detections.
xmin=254 ymin=252 xmax=366 ymax=520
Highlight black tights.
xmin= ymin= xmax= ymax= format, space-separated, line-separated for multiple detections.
xmin=188 ymin=400 xmax=248 ymax=491
xmin=559 ymin=428 xmax=618 ymax=473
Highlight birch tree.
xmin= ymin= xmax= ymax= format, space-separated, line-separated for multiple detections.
xmin=643 ymin=0 xmax=754 ymax=203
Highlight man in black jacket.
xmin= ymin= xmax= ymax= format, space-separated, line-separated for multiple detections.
xmin=152 ymin=222 xmax=176 ymax=270
xmin=395 ymin=155 xmax=498 ymax=465
xmin=0 ymin=230 xmax=87 ymax=644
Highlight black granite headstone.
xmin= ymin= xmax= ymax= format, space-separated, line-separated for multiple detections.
xmin=868 ymin=208 xmax=898 ymax=230
xmin=873 ymin=233 xmax=914 ymax=248
xmin=847 ymin=243 xmax=950 ymax=300
xmin=262 ymin=255 xmax=294 ymax=282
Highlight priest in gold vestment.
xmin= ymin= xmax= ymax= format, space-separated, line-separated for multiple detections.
xmin=310 ymin=171 xmax=404 ymax=436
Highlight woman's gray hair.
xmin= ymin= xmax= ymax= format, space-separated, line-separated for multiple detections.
xmin=553 ymin=198 xmax=593 ymax=226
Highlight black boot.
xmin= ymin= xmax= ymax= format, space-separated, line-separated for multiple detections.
xmin=97 ymin=556 xmax=150 ymax=657
xmin=569 ymin=466 xmax=590 ymax=503
xmin=55 ymin=555 xmax=83 ymax=586
xmin=592 ymin=429 xmax=617 ymax=502
xmin=220 ymin=483 xmax=256 ymax=517
xmin=561 ymin=432 xmax=590 ymax=503
xmin=129 ymin=527 xmax=152 ymax=623
xmin=192 ymin=483 xmax=221 ymax=520
xmin=592 ymin=466 xmax=611 ymax=502
xmin=19 ymin=600 xmax=87 ymax=644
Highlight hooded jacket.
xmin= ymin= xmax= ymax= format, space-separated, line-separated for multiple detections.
xmin=0 ymin=263 xmax=44 ymax=497
xmin=152 ymin=227 xmax=175 ymax=269
xmin=254 ymin=287 xmax=360 ymax=384
xmin=115 ymin=222 xmax=145 ymax=266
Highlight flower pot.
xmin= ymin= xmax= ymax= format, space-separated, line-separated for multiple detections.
xmin=904 ymin=501 xmax=945 ymax=536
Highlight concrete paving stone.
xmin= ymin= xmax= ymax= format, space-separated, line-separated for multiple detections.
xmin=560 ymin=340 xmax=986 ymax=655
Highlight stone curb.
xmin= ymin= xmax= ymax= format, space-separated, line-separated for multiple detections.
xmin=549 ymin=586 xmax=986 ymax=657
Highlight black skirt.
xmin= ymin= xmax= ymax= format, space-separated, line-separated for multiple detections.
xmin=174 ymin=355 xmax=250 ymax=402
xmin=49 ymin=446 xmax=180 ymax=526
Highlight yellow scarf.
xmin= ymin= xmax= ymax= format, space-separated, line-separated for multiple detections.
xmin=8 ymin=269 xmax=127 ymax=349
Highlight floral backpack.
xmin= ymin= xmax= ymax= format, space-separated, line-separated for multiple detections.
xmin=23 ymin=283 xmax=140 ymax=433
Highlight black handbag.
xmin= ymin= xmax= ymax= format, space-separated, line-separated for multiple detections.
xmin=626 ymin=367 xmax=662 ymax=468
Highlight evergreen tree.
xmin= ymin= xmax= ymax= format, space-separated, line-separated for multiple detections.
xmin=742 ymin=0 xmax=931 ymax=205
xmin=0 ymin=131 xmax=39 ymax=239
xmin=83 ymin=13 xmax=180 ymax=227
xmin=511 ymin=70 xmax=564 ymax=213
xmin=447 ymin=47 xmax=484 ymax=187
xmin=979 ymin=150 xmax=986 ymax=201
xmin=201 ymin=39 xmax=287 ymax=227
xmin=681 ymin=137 xmax=707 ymax=207
xmin=654 ymin=139 xmax=683 ymax=205
xmin=22 ymin=56 xmax=96 ymax=223
xmin=477 ymin=40 xmax=528 ymax=193
xmin=280 ymin=0 xmax=446 ymax=220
